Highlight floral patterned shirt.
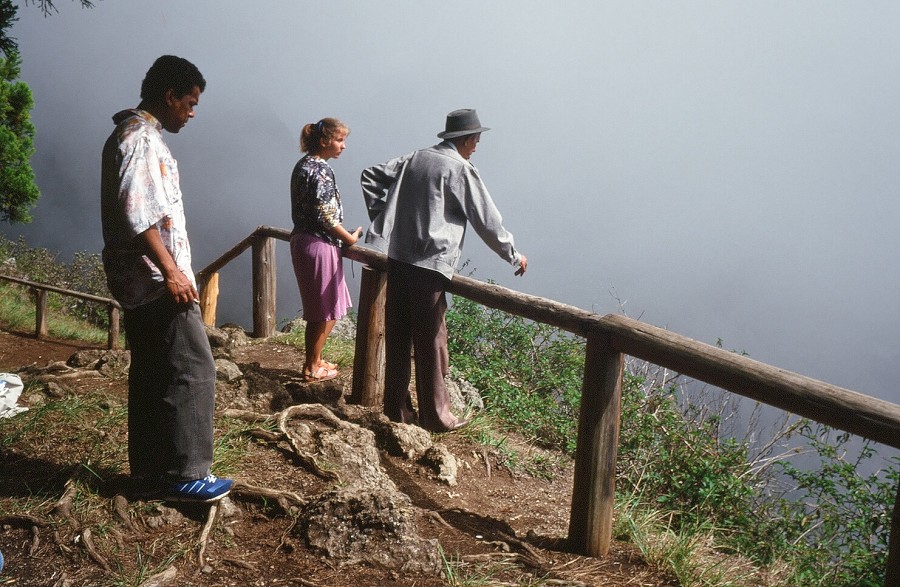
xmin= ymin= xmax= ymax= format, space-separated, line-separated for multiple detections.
xmin=290 ymin=155 xmax=344 ymax=246
xmin=100 ymin=109 xmax=195 ymax=309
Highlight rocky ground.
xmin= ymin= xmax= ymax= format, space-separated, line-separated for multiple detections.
xmin=0 ymin=326 xmax=678 ymax=587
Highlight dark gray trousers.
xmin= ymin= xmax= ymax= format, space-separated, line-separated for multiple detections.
xmin=123 ymin=295 xmax=215 ymax=482
xmin=384 ymin=260 xmax=456 ymax=431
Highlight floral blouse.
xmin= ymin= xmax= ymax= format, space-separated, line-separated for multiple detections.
xmin=100 ymin=109 xmax=194 ymax=309
xmin=290 ymin=155 xmax=343 ymax=246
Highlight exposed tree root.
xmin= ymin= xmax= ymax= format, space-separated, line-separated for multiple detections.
xmin=29 ymin=524 xmax=40 ymax=556
xmin=436 ymin=506 xmax=546 ymax=567
xmin=80 ymin=527 xmax=112 ymax=573
xmin=136 ymin=565 xmax=177 ymax=587
xmin=111 ymin=494 xmax=142 ymax=535
xmin=220 ymin=408 xmax=274 ymax=424
xmin=223 ymin=405 xmax=347 ymax=482
xmin=222 ymin=557 xmax=256 ymax=570
xmin=0 ymin=513 xmax=48 ymax=528
xmin=461 ymin=553 xmax=588 ymax=585
xmin=195 ymin=502 xmax=219 ymax=570
xmin=232 ymin=480 xmax=307 ymax=514
xmin=53 ymin=475 xmax=79 ymax=526
xmin=35 ymin=370 xmax=102 ymax=382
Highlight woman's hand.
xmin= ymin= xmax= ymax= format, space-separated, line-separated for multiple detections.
xmin=344 ymin=226 xmax=363 ymax=246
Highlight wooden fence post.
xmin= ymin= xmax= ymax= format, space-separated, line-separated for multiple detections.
xmin=34 ymin=288 xmax=48 ymax=338
xmin=887 ymin=483 xmax=900 ymax=587
xmin=199 ymin=272 xmax=220 ymax=327
xmin=252 ymin=236 xmax=276 ymax=338
xmin=568 ymin=332 xmax=624 ymax=557
xmin=107 ymin=305 xmax=119 ymax=350
xmin=349 ymin=266 xmax=387 ymax=406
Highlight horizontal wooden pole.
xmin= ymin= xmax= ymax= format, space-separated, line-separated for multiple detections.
xmin=195 ymin=231 xmax=259 ymax=283
xmin=211 ymin=229 xmax=900 ymax=450
xmin=345 ymin=243 xmax=900 ymax=450
xmin=595 ymin=314 xmax=900 ymax=450
xmin=0 ymin=274 xmax=121 ymax=307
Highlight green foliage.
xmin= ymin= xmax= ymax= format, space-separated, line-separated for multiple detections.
xmin=0 ymin=234 xmax=111 ymax=328
xmin=24 ymin=0 xmax=96 ymax=18
xmin=769 ymin=423 xmax=897 ymax=586
xmin=446 ymin=294 xmax=584 ymax=453
xmin=616 ymin=373 xmax=756 ymax=537
xmin=0 ymin=0 xmax=17 ymax=57
xmin=0 ymin=51 xmax=39 ymax=224
xmin=445 ymin=289 xmax=897 ymax=585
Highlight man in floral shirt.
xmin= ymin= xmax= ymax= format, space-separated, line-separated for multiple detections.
xmin=100 ymin=55 xmax=232 ymax=502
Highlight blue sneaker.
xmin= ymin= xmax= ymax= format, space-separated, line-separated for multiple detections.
xmin=165 ymin=474 xmax=233 ymax=503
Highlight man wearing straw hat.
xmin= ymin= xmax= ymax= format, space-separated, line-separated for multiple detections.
xmin=361 ymin=108 xmax=528 ymax=433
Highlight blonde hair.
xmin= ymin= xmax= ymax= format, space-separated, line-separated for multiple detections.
xmin=300 ymin=117 xmax=349 ymax=154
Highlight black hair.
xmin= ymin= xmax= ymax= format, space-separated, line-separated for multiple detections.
xmin=140 ymin=55 xmax=206 ymax=103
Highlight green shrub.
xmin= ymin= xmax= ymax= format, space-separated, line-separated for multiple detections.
xmin=769 ymin=423 xmax=897 ymax=586
xmin=446 ymin=291 xmax=897 ymax=585
xmin=446 ymin=294 xmax=584 ymax=453
xmin=0 ymin=234 xmax=110 ymax=328
xmin=616 ymin=372 xmax=756 ymax=536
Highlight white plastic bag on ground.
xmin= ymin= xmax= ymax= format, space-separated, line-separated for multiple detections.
xmin=0 ymin=373 xmax=27 ymax=418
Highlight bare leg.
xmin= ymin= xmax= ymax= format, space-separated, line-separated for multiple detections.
xmin=304 ymin=319 xmax=336 ymax=375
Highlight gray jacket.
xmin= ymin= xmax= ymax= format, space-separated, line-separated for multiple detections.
xmin=361 ymin=141 xmax=522 ymax=279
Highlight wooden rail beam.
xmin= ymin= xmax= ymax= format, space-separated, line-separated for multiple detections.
xmin=164 ymin=229 xmax=900 ymax=580
xmin=597 ymin=314 xmax=900 ymax=451
xmin=0 ymin=274 xmax=121 ymax=349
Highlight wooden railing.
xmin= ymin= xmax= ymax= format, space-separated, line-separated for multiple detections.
xmin=197 ymin=226 xmax=900 ymax=585
xmin=0 ymin=274 xmax=121 ymax=349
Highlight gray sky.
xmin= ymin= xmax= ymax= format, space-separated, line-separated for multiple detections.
xmin=4 ymin=1 xmax=900 ymax=406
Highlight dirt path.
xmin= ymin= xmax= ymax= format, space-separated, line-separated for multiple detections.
xmin=0 ymin=327 xmax=678 ymax=586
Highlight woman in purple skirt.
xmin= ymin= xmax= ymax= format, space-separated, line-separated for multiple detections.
xmin=289 ymin=118 xmax=361 ymax=381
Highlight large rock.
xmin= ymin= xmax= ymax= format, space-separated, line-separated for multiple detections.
xmin=290 ymin=411 xmax=442 ymax=574
xmin=419 ymin=443 xmax=459 ymax=487
xmin=67 ymin=349 xmax=131 ymax=377
xmin=446 ymin=369 xmax=484 ymax=414
xmin=214 ymin=358 xmax=243 ymax=383
xmin=301 ymin=487 xmax=441 ymax=574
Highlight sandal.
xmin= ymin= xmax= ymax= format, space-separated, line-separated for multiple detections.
xmin=304 ymin=365 xmax=338 ymax=382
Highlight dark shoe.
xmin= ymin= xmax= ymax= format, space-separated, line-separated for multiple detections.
xmin=127 ymin=476 xmax=165 ymax=500
xmin=164 ymin=474 xmax=233 ymax=503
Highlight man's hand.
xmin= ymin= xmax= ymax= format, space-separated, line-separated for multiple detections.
xmin=165 ymin=272 xmax=199 ymax=304
xmin=138 ymin=225 xmax=198 ymax=304
xmin=515 ymin=255 xmax=528 ymax=276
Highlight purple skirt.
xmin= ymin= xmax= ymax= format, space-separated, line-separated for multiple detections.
xmin=290 ymin=233 xmax=352 ymax=322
